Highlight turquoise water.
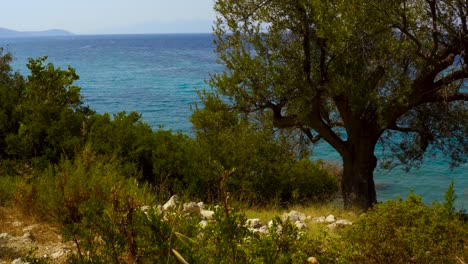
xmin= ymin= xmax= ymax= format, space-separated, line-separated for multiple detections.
xmin=1 ymin=34 xmax=466 ymax=208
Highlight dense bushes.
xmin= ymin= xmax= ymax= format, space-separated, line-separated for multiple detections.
xmin=190 ymin=90 xmax=338 ymax=205
xmin=0 ymin=52 xmax=338 ymax=206
xmin=333 ymin=189 xmax=468 ymax=264
xmin=15 ymin=159 xmax=467 ymax=263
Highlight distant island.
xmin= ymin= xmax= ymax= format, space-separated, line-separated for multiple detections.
xmin=0 ymin=27 xmax=74 ymax=38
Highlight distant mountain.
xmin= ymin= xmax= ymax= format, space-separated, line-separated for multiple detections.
xmin=0 ymin=27 xmax=74 ymax=38
xmin=94 ymin=20 xmax=214 ymax=34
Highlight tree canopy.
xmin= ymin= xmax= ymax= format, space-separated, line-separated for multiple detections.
xmin=211 ymin=0 xmax=468 ymax=208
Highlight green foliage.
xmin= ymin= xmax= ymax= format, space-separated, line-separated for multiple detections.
xmin=444 ymin=180 xmax=456 ymax=216
xmin=0 ymin=49 xmax=25 ymax=159
xmin=4 ymin=57 xmax=92 ymax=165
xmin=33 ymin=149 xmax=155 ymax=263
xmin=335 ymin=193 xmax=468 ymax=263
xmin=191 ymin=91 xmax=338 ymax=205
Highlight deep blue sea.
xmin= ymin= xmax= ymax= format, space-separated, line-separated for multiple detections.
xmin=0 ymin=34 xmax=466 ymax=208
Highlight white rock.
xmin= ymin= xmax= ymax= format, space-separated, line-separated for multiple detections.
xmin=12 ymin=258 xmax=28 ymax=264
xmin=258 ymin=226 xmax=269 ymax=234
xmin=200 ymin=210 xmax=214 ymax=220
xmin=245 ymin=218 xmax=262 ymax=228
xmin=307 ymin=256 xmax=319 ymax=263
xmin=197 ymin=202 xmax=205 ymax=209
xmin=295 ymin=221 xmax=308 ymax=231
xmin=327 ymin=223 xmax=337 ymax=229
xmin=335 ymin=219 xmax=353 ymax=226
xmin=162 ymin=195 xmax=179 ymax=211
xmin=0 ymin=233 xmax=9 ymax=239
xmin=22 ymin=224 xmax=39 ymax=232
xmin=51 ymin=251 xmax=64 ymax=259
xmin=313 ymin=216 xmax=326 ymax=223
xmin=268 ymin=220 xmax=282 ymax=233
xmin=21 ymin=232 xmax=33 ymax=241
xmin=183 ymin=202 xmax=201 ymax=217
xmin=199 ymin=220 xmax=208 ymax=229
xmin=282 ymin=210 xmax=306 ymax=222
xmin=325 ymin=214 xmax=336 ymax=223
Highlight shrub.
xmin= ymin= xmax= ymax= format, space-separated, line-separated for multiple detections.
xmin=31 ymin=149 xmax=155 ymax=263
xmin=190 ymin=91 xmax=339 ymax=205
xmin=335 ymin=192 xmax=468 ymax=263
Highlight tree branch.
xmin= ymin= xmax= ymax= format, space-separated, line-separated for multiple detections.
xmin=301 ymin=127 xmax=321 ymax=143
xmin=427 ymin=0 xmax=439 ymax=57
xmin=433 ymin=65 xmax=468 ymax=88
xmin=423 ymin=92 xmax=468 ymax=103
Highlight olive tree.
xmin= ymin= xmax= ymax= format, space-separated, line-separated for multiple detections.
xmin=210 ymin=0 xmax=468 ymax=208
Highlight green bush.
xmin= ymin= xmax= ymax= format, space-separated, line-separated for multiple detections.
xmin=31 ymin=149 xmax=155 ymax=263
xmin=334 ymin=192 xmax=468 ymax=263
xmin=190 ymin=90 xmax=339 ymax=205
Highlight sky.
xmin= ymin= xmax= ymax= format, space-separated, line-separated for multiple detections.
xmin=0 ymin=0 xmax=216 ymax=34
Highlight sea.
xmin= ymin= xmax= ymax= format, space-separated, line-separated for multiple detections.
xmin=0 ymin=34 xmax=466 ymax=208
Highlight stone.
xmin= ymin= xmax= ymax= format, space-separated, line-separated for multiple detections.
xmin=0 ymin=233 xmax=9 ymax=239
xmin=282 ymin=210 xmax=306 ymax=222
xmin=335 ymin=219 xmax=353 ymax=226
xmin=257 ymin=226 xmax=269 ymax=234
xmin=307 ymin=256 xmax=319 ymax=263
xmin=197 ymin=202 xmax=205 ymax=209
xmin=162 ymin=195 xmax=179 ymax=211
xmin=295 ymin=221 xmax=308 ymax=231
xmin=245 ymin=218 xmax=262 ymax=228
xmin=51 ymin=250 xmax=64 ymax=259
xmin=199 ymin=220 xmax=208 ymax=229
xmin=200 ymin=209 xmax=215 ymax=220
xmin=21 ymin=232 xmax=34 ymax=242
xmin=12 ymin=258 xmax=28 ymax=264
xmin=141 ymin=205 xmax=150 ymax=212
xmin=325 ymin=214 xmax=336 ymax=223
xmin=327 ymin=223 xmax=337 ymax=229
xmin=183 ymin=202 xmax=202 ymax=218
xmin=313 ymin=216 xmax=326 ymax=223
xmin=22 ymin=224 xmax=39 ymax=232
xmin=268 ymin=220 xmax=282 ymax=233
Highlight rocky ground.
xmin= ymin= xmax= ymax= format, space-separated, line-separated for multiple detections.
xmin=0 ymin=207 xmax=73 ymax=264
xmin=0 ymin=196 xmax=353 ymax=263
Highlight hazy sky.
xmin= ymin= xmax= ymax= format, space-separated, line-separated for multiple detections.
xmin=1 ymin=0 xmax=216 ymax=34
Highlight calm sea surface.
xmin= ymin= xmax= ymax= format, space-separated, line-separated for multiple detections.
xmin=1 ymin=34 xmax=466 ymax=208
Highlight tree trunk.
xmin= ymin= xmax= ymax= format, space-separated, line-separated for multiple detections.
xmin=341 ymin=138 xmax=378 ymax=209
